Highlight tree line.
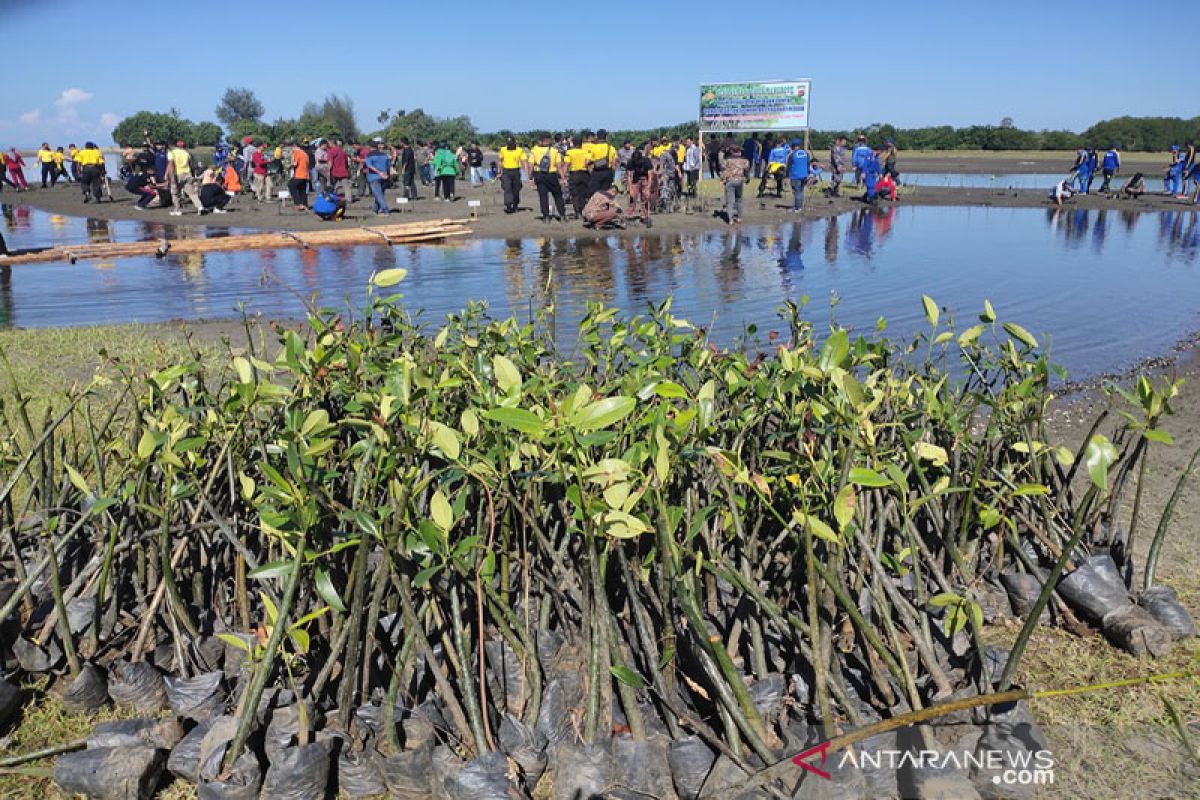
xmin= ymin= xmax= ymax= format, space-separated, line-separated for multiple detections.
xmin=108 ymin=87 xmax=1199 ymax=152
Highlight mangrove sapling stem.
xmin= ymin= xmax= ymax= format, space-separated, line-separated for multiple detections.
xmin=1124 ymin=442 xmax=1151 ymax=580
xmin=804 ymin=523 xmax=834 ymax=740
xmin=222 ymin=528 xmax=308 ymax=772
xmin=615 ymin=549 xmax=680 ymax=738
xmin=0 ymin=506 xmax=97 ymax=624
xmin=336 ymin=527 xmax=373 ymax=731
xmin=0 ymin=392 xmax=88 ymax=510
xmin=998 ymin=486 xmax=1097 ymax=693
xmin=0 ymin=738 xmax=87 ymax=768
xmin=810 ymin=559 xmax=906 ymax=690
xmin=396 ymin=574 xmax=477 ymax=755
xmin=449 ymin=584 xmax=491 ymax=755
xmin=383 ymin=628 xmax=419 ymax=752
xmin=159 ymin=479 xmax=201 ymax=642
xmin=482 ymin=586 xmax=543 ymax=724
xmin=1143 ymin=443 xmax=1200 ymax=591
xmin=582 ymin=536 xmax=610 ymax=744
xmin=45 ymin=534 xmax=81 ymax=677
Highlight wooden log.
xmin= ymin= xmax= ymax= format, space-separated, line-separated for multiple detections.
xmin=0 ymin=220 xmax=471 ymax=265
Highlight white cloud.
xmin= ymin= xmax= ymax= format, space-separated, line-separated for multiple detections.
xmin=55 ymin=88 xmax=93 ymax=107
xmin=100 ymin=112 xmax=120 ymax=127
xmin=18 ymin=109 xmax=41 ymax=125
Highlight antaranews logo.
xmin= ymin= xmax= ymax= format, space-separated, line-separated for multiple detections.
xmin=792 ymin=741 xmax=1055 ymax=788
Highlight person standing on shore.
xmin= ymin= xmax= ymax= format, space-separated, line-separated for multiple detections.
xmin=66 ymin=145 xmax=79 ymax=183
xmin=1179 ymin=141 xmax=1197 ymax=199
xmin=706 ymin=134 xmax=722 ymax=180
xmin=851 ymin=135 xmax=871 ymax=186
xmin=5 ymin=149 xmax=27 ymax=191
xmin=616 ymin=140 xmax=634 ymax=186
xmin=1100 ymin=144 xmax=1121 ymax=193
xmin=742 ymin=134 xmax=760 ymax=179
xmin=720 ymin=144 xmax=749 ymax=224
xmin=498 ymin=137 xmax=526 ymax=213
xmin=432 ymin=142 xmax=458 ymax=202
xmin=398 ymin=138 xmax=418 ymax=200
xmin=587 ymin=129 xmax=617 ymax=195
xmin=828 ymin=135 xmax=848 ymax=196
xmin=327 ymin=139 xmax=349 ymax=198
xmin=74 ymin=142 xmax=106 ymax=203
xmin=528 ymin=132 xmax=566 ymax=222
xmin=683 ymin=137 xmax=701 ymax=197
xmin=287 ymin=139 xmax=310 ymax=210
xmin=166 ymin=140 xmax=201 ymax=215
xmin=1164 ymin=145 xmax=1183 ymax=195
xmin=861 ymin=147 xmax=882 ymax=203
xmin=251 ymin=143 xmax=272 ymax=202
xmin=52 ymin=147 xmax=70 ymax=184
xmin=37 ymin=143 xmax=56 ymax=188
xmin=881 ymin=138 xmax=899 ymax=182
xmin=565 ymin=136 xmax=590 ymax=218
xmin=625 ymin=142 xmax=653 ymax=227
xmin=786 ymin=139 xmax=812 ymax=212
xmin=364 ymin=140 xmax=392 ymax=215
xmin=467 ymin=142 xmax=484 ymax=187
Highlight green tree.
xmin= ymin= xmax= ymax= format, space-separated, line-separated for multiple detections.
xmin=111 ymin=111 xmax=193 ymax=146
xmin=215 ymin=87 xmax=265 ymax=127
xmin=191 ymin=121 xmax=224 ymax=146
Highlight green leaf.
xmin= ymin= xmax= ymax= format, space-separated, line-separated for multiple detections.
xmin=957 ymin=324 xmax=986 ymax=346
xmin=833 ymin=484 xmax=856 ymax=532
xmin=1013 ymin=483 xmax=1050 ymax=497
xmin=848 ymin=467 xmax=891 ymax=487
xmin=460 ymin=408 xmax=480 ymax=438
xmin=301 ymin=409 xmax=330 ymax=437
xmin=1085 ymin=434 xmax=1119 ymax=493
xmin=216 ymin=633 xmax=251 ymax=653
xmin=233 ymin=356 xmax=253 ymax=385
xmin=248 ymin=560 xmax=294 ymax=580
xmin=136 ymin=429 xmax=159 ymax=460
xmin=370 ymin=268 xmax=408 ymax=287
xmin=288 ymin=627 xmax=311 ymax=655
xmin=818 ymin=329 xmax=849 ymax=371
xmin=794 ymin=512 xmax=841 ymax=545
xmin=653 ymin=381 xmax=689 ymax=399
xmin=314 ymin=567 xmax=347 ymax=613
xmin=65 ymin=464 xmax=90 ymax=495
xmin=913 ymin=442 xmax=948 ymax=467
xmin=928 ymin=592 xmax=960 ymax=608
xmin=414 ymin=564 xmax=441 ymax=588
xmin=430 ymin=489 xmax=454 ymax=531
xmin=483 ymin=407 xmax=544 ymax=435
xmin=610 ymin=665 xmax=645 ymax=688
xmin=981 ymin=299 xmax=996 ymax=323
xmin=922 ymin=295 xmax=939 ymax=327
xmin=1143 ymin=428 xmax=1174 ymax=445
xmin=492 ymin=354 xmax=522 ymax=393
xmin=430 ymin=422 xmax=461 ymax=460
xmin=572 ymin=396 xmax=636 ymax=433
xmin=260 ymin=592 xmax=278 ymax=626
xmin=1002 ymin=322 xmax=1039 ymax=349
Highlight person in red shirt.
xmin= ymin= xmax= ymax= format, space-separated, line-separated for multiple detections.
xmin=876 ymin=172 xmax=898 ymax=201
xmin=251 ymin=143 xmax=272 ymax=202
xmin=327 ymin=139 xmax=349 ymax=198
xmin=288 ymin=140 xmax=310 ymax=209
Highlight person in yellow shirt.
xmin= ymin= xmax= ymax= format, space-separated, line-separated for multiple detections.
xmin=564 ymin=135 xmax=591 ymax=218
xmin=37 ymin=143 xmax=57 ymax=188
xmin=51 ymin=147 xmax=71 ymax=184
xmin=497 ymin=137 xmax=527 ymax=213
xmin=527 ymin=132 xmax=567 ymax=222
xmin=73 ymin=142 xmax=107 ymax=203
xmin=166 ymin=140 xmax=201 ymax=215
xmin=66 ymin=144 xmax=80 ymax=182
xmin=586 ymin=129 xmax=618 ymax=194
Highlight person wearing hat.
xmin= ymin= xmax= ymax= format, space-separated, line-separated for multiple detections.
xmin=74 ymin=142 xmax=107 ymax=203
xmin=527 ymin=132 xmax=566 ymax=222
xmin=166 ymin=139 xmax=201 ymax=215
xmin=498 ymin=137 xmax=527 ymax=213
xmin=881 ymin=138 xmax=899 ymax=182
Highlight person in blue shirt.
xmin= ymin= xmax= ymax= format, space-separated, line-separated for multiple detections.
xmin=861 ymin=148 xmax=882 ymax=203
xmin=311 ymin=190 xmax=346 ymax=221
xmin=758 ymin=139 xmax=791 ymax=198
xmin=363 ymin=140 xmax=392 ymax=215
xmin=785 ymin=139 xmax=812 ymax=211
xmin=1165 ymin=145 xmax=1184 ymax=195
xmin=1083 ymin=148 xmax=1098 ymax=193
xmin=1100 ymin=145 xmax=1121 ymax=193
xmin=742 ymin=134 xmax=760 ymax=177
xmin=1073 ymin=149 xmax=1093 ymax=195
xmin=851 ymin=135 xmax=872 ymax=185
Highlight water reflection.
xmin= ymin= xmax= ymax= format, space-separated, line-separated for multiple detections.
xmin=0 ymin=204 xmax=1198 ymax=378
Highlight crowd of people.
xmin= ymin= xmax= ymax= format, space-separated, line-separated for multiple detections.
xmin=6 ymin=129 xmax=1197 ymax=225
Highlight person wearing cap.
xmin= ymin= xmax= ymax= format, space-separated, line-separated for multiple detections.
xmin=74 ymin=142 xmax=107 ymax=203
xmin=586 ymin=129 xmax=618 ymax=195
xmin=1100 ymin=144 xmax=1121 ymax=193
xmin=527 ymin=132 xmax=567 ymax=222
xmin=166 ymin=139 xmax=201 ymax=215
xmin=498 ymin=137 xmax=527 ymax=214
xmin=881 ymin=138 xmax=899 ymax=182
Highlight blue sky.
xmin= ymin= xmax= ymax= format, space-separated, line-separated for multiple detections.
xmin=1 ymin=0 xmax=1183 ymax=147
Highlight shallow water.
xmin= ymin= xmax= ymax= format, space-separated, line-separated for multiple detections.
xmin=902 ymin=172 xmax=1167 ymax=192
xmin=2 ymin=203 xmax=1198 ymax=380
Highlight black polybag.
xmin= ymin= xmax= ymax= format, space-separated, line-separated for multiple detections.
xmin=668 ymin=735 xmax=716 ymax=800
xmin=260 ymin=739 xmax=332 ymax=800
xmin=549 ymin=740 xmax=613 ymax=800
xmin=167 ymin=718 xmax=215 ymax=782
xmin=336 ymin=745 xmax=388 ymax=798
xmin=198 ymin=751 xmax=262 ymax=800
xmin=498 ymin=712 xmax=549 ymax=787
xmin=1056 ymin=555 xmax=1130 ymax=623
xmin=54 ymin=744 xmax=165 ymax=800
xmin=61 ymin=663 xmax=109 ymax=713
xmin=444 ymin=751 xmax=514 ymax=800
xmin=107 ymin=660 xmax=168 ymax=712
xmin=165 ymin=671 xmax=225 ymax=720
xmin=88 ymin=717 xmax=184 ymax=750
xmin=611 ymin=734 xmax=674 ymax=799
xmin=1139 ymin=585 xmax=1198 ymax=639
xmin=380 ymin=743 xmax=434 ymax=800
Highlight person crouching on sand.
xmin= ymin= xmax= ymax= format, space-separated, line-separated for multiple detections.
xmin=1118 ymin=172 xmax=1145 ymax=200
xmin=1050 ymin=178 xmax=1075 ymax=207
xmin=125 ymin=164 xmax=161 ymax=210
xmin=582 ymin=186 xmax=625 ymax=229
